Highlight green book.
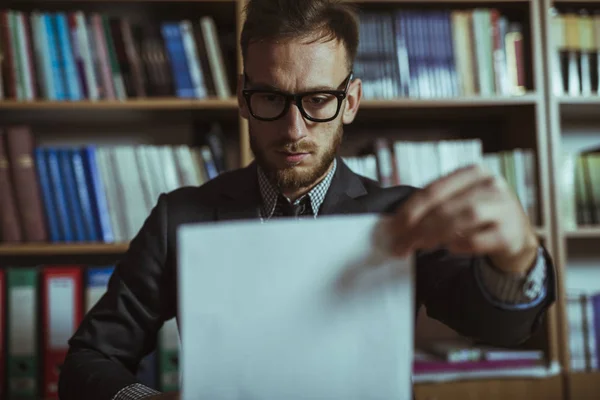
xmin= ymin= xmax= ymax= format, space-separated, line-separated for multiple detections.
xmin=6 ymin=267 xmax=39 ymax=399
xmin=159 ymin=318 xmax=180 ymax=392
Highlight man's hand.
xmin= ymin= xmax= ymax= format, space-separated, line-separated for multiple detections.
xmin=146 ymin=392 xmax=179 ymax=400
xmin=389 ymin=164 xmax=539 ymax=275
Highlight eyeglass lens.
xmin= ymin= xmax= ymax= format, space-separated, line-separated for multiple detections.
xmin=249 ymin=92 xmax=340 ymax=120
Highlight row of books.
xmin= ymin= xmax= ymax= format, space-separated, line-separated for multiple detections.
xmin=414 ymin=338 xmax=545 ymax=380
xmin=567 ymin=291 xmax=600 ymax=372
xmin=357 ymin=8 xmax=526 ymax=100
xmin=0 ymin=9 xmax=232 ymax=101
xmin=560 ymin=149 xmax=600 ymax=227
xmin=0 ymin=265 xmax=179 ymax=399
xmin=345 ymin=139 xmax=538 ymax=226
xmin=0 ymin=124 xmax=227 ymax=244
xmin=551 ymin=8 xmax=600 ymax=97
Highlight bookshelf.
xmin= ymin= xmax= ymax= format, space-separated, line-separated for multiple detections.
xmin=541 ymin=0 xmax=600 ymax=399
xmin=0 ymin=98 xmax=239 ymax=109
xmin=0 ymin=0 xmax=577 ymax=398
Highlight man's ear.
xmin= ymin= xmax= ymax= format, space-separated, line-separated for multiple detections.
xmin=237 ymin=73 xmax=250 ymax=120
xmin=342 ymin=78 xmax=362 ymax=125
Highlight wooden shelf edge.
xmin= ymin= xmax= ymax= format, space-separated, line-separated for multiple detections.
xmin=359 ymin=93 xmax=540 ymax=108
xmin=0 ymin=242 xmax=130 ymax=256
xmin=348 ymin=0 xmax=533 ymax=3
xmin=557 ymin=96 xmax=600 ymax=105
xmin=569 ymin=370 xmax=600 ymax=377
xmin=564 ymin=226 xmax=600 ymax=238
xmin=0 ymin=94 xmax=541 ymax=111
xmin=14 ymin=0 xmax=235 ymax=2
xmin=552 ymin=0 xmax=600 ymax=4
xmin=0 ymin=98 xmax=239 ymax=110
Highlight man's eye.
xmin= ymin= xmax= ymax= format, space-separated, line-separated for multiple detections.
xmin=307 ymin=96 xmax=327 ymax=104
xmin=259 ymin=94 xmax=280 ymax=102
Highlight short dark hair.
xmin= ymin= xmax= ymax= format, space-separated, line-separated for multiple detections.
xmin=240 ymin=0 xmax=360 ymax=72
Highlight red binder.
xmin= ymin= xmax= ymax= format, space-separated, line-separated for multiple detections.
xmin=42 ymin=266 xmax=83 ymax=399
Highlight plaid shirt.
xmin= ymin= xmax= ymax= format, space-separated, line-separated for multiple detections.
xmin=257 ymin=158 xmax=337 ymax=220
xmin=112 ymin=158 xmax=547 ymax=399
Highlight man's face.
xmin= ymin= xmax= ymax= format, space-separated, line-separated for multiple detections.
xmin=239 ymin=35 xmax=361 ymax=192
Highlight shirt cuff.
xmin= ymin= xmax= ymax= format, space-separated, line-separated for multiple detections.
xmin=474 ymin=246 xmax=547 ymax=310
xmin=112 ymin=383 xmax=161 ymax=400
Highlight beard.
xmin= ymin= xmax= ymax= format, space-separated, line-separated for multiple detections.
xmin=250 ymin=123 xmax=343 ymax=192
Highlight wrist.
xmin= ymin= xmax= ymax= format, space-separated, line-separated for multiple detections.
xmin=488 ymin=230 xmax=539 ymax=275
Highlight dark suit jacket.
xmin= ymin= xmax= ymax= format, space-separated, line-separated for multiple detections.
xmin=58 ymin=158 xmax=556 ymax=400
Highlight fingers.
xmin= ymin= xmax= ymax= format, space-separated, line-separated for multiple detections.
xmin=391 ymin=169 xmax=502 ymax=256
xmin=446 ymin=225 xmax=509 ymax=255
xmin=391 ymin=164 xmax=494 ymax=232
xmin=408 ymin=191 xmax=500 ymax=253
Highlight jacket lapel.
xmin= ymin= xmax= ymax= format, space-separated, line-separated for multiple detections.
xmin=216 ymin=162 xmax=263 ymax=221
xmin=319 ymin=157 xmax=369 ymax=216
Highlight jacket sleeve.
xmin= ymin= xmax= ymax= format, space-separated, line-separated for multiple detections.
xmin=415 ymin=245 xmax=557 ymax=346
xmin=58 ymin=193 xmax=175 ymax=400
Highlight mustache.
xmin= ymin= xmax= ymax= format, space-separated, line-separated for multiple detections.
xmin=274 ymin=140 xmax=317 ymax=153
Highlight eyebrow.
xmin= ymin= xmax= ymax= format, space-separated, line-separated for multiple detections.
xmin=245 ymin=76 xmax=342 ymax=92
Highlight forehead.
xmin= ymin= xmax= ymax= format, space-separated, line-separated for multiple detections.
xmin=244 ymin=37 xmax=348 ymax=91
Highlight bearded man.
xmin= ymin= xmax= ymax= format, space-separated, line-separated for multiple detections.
xmin=58 ymin=1 xmax=555 ymax=399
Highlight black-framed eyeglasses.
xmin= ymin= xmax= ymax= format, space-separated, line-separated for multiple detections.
xmin=242 ymin=72 xmax=353 ymax=122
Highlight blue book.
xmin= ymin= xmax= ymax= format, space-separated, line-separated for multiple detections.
xmin=34 ymin=147 xmax=61 ymax=242
xmin=55 ymin=12 xmax=82 ymax=100
xmin=71 ymin=148 xmax=98 ymax=241
xmin=46 ymin=147 xmax=73 ymax=241
xmin=160 ymin=23 xmax=195 ymax=98
xmin=86 ymin=266 xmax=115 ymax=312
xmin=81 ymin=147 xmax=114 ymax=243
xmin=59 ymin=149 xmax=86 ymax=241
xmin=45 ymin=13 xmax=66 ymax=100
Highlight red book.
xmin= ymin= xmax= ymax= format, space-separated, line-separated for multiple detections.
xmin=41 ymin=267 xmax=83 ymax=399
xmin=5 ymin=125 xmax=48 ymax=242
xmin=0 ymin=129 xmax=23 ymax=242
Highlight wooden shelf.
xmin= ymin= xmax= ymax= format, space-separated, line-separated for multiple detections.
xmin=558 ymin=96 xmax=600 ymax=105
xmin=11 ymin=0 xmax=235 ymax=2
xmin=350 ymin=0 xmax=533 ymax=3
xmin=0 ymin=98 xmax=238 ymax=111
xmin=564 ymin=226 xmax=600 ymax=238
xmin=553 ymin=0 xmax=600 ymax=3
xmin=359 ymin=94 xmax=540 ymax=108
xmin=568 ymin=371 xmax=600 ymax=400
xmin=0 ymin=242 xmax=129 ymax=256
xmin=0 ymin=95 xmax=540 ymax=112
xmin=414 ymin=375 xmax=563 ymax=400
xmin=557 ymin=96 xmax=600 ymax=119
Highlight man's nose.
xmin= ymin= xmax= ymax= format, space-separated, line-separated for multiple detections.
xmin=280 ymin=102 xmax=308 ymax=142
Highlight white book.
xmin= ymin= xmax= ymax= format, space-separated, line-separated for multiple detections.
xmin=200 ymin=16 xmax=231 ymax=98
xmin=113 ymin=146 xmax=148 ymax=239
xmin=180 ymin=20 xmax=207 ymax=99
xmin=178 ymin=215 xmax=415 ymax=400
xmin=15 ymin=11 xmax=34 ymax=100
xmin=96 ymin=147 xmax=125 ymax=242
xmin=75 ymin=11 xmax=99 ymax=101
xmin=30 ymin=12 xmax=55 ymax=100
xmin=159 ymin=146 xmax=182 ymax=192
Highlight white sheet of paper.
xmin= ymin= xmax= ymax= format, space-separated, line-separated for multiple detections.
xmin=178 ymin=214 xmax=414 ymax=400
